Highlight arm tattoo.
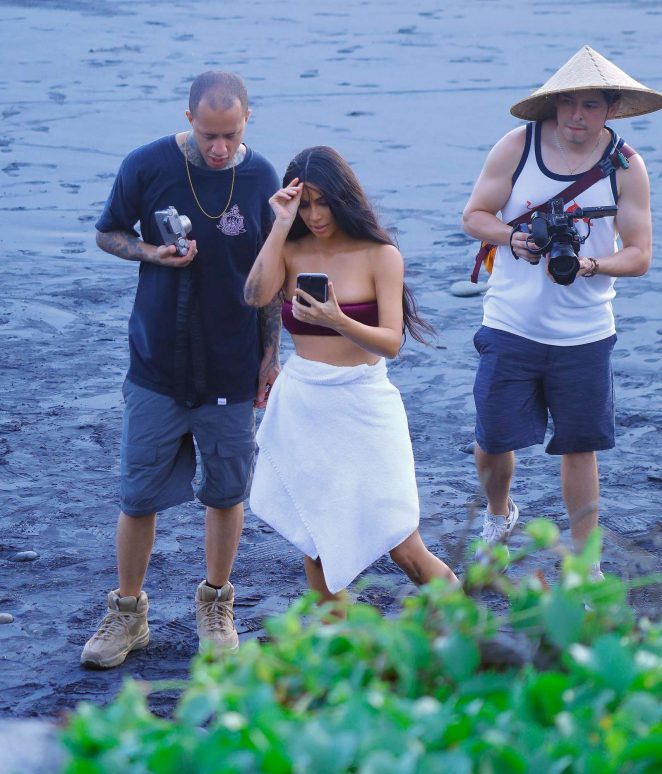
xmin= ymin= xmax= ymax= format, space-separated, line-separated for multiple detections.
xmin=244 ymin=263 xmax=264 ymax=306
xmin=258 ymin=296 xmax=282 ymax=365
xmin=96 ymin=230 xmax=155 ymax=263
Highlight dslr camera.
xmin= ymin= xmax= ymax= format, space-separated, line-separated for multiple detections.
xmin=154 ymin=206 xmax=192 ymax=256
xmin=529 ymin=198 xmax=616 ymax=285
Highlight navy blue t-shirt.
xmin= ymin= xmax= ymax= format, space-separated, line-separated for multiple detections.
xmin=96 ymin=136 xmax=280 ymax=404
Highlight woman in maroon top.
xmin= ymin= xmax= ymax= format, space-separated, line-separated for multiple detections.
xmin=244 ymin=146 xmax=457 ymax=604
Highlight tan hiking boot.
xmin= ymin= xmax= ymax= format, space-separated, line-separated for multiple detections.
xmin=80 ymin=590 xmax=149 ymax=669
xmin=195 ymin=580 xmax=239 ymax=653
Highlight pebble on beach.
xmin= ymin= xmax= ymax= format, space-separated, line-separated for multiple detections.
xmin=0 ymin=614 xmax=14 ymax=624
xmin=11 ymin=551 xmax=39 ymax=562
xmin=449 ymin=281 xmax=489 ymax=297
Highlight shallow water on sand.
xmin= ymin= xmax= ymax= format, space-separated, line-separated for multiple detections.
xmin=1 ymin=0 xmax=660 ymax=718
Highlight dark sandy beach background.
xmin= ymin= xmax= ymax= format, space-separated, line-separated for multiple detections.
xmin=1 ymin=0 xmax=661 ymax=726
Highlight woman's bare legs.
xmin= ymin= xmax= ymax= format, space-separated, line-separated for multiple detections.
xmin=389 ymin=529 xmax=458 ymax=585
xmin=303 ymin=555 xmax=349 ymax=618
xmin=303 ymin=530 xmax=457 ymax=615
xmin=304 ymin=555 xmax=343 ymax=602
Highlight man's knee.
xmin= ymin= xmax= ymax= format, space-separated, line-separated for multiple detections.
xmin=120 ymin=510 xmax=155 ymax=520
xmin=206 ymin=503 xmax=244 ymax=518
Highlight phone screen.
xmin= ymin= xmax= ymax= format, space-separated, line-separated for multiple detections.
xmin=296 ymin=273 xmax=328 ymax=307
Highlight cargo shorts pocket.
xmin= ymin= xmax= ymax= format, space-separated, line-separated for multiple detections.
xmin=119 ymin=442 xmax=160 ymax=512
xmin=120 ymin=437 xmax=194 ymax=484
xmin=196 ymin=438 xmax=256 ymax=506
xmin=120 ymin=442 xmax=158 ymax=473
xmin=120 ymin=437 xmax=196 ymax=512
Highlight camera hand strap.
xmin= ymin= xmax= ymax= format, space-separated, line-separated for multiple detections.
xmin=470 ymin=140 xmax=635 ymax=283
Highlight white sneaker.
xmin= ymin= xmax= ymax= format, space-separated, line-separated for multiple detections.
xmin=475 ymin=497 xmax=519 ymax=562
xmin=585 ymin=563 xmax=605 ymax=611
xmin=589 ymin=563 xmax=605 ymax=582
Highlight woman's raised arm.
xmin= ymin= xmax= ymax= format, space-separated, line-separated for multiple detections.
xmin=244 ymin=179 xmax=303 ymax=307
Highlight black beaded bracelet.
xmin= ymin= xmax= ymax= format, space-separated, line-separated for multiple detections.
xmin=583 ymin=257 xmax=599 ymax=278
xmin=509 ymin=226 xmax=520 ymax=260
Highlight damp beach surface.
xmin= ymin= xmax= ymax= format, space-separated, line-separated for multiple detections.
xmin=1 ymin=0 xmax=661 ymax=720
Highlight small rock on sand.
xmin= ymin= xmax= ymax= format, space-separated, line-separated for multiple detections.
xmin=450 ymin=281 xmax=488 ymax=297
xmin=11 ymin=550 xmax=39 ymax=562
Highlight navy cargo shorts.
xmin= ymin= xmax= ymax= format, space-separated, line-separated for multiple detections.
xmin=119 ymin=380 xmax=256 ymax=516
xmin=473 ymin=326 xmax=617 ymax=456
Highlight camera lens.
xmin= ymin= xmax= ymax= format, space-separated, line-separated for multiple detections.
xmin=549 ymin=243 xmax=580 ymax=285
xmin=179 ymin=215 xmax=192 ymax=236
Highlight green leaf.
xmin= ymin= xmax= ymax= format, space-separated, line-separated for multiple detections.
xmin=175 ymin=688 xmax=221 ymax=726
xmin=523 ymin=672 xmax=569 ymax=726
xmin=592 ymin=635 xmax=636 ymax=693
xmin=616 ymin=734 xmax=662 ymax=764
xmin=435 ymin=633 xmax=480 ymax=683
xmin=417 ymin=749 xmax=473 ymax=774
xmin=525 ymin=518 xmax=560 ymax=548
xmin=542 ymin=587 xmax=584 ymax=648
xmin=580 ymin=528 xmax=603 ymax=566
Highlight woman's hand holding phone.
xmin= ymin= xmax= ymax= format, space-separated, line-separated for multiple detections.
xmin=293 ymin=278 xmax=342 ymax=330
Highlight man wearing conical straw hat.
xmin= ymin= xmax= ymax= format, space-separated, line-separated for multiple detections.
xmin=462 ymin=46 xmax=661 ymax=573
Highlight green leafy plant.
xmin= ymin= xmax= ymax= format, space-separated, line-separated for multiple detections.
xmin=62 ymin=523 xmax=662 ymax=773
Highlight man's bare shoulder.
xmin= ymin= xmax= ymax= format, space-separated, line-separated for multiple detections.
xmin=488 ymin=124 xmax=529 ymax=164
xmin=615 ymin=150 xmax=650 ymax=200
xmin=618 ymin=149 xmax=648 ymax=180
xmin=470 ymin=125 xmax=529 ymax=186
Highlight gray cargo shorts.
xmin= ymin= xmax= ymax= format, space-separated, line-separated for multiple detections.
xmin=119 ymin=380 xmax=256 ymax=517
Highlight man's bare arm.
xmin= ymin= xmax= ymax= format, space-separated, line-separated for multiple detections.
xmin=463 ymin=126 xmax=560 ymax=263
xmin=578 ymin=154 xmax=652 ymax=278
xmin=96 ymin=229 xmax=197 ymax=268
xmin=462 ymin=126 xmax=527 ymax=246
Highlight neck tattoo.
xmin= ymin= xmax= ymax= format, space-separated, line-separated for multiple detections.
xmin=184 ymin=132 xmax=238 ymax=220
xmin=555 ymin=127 xmax=604 ymax=174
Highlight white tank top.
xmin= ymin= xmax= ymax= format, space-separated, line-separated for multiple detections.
xmin=483 ymin=122 xmax=621 ymax=345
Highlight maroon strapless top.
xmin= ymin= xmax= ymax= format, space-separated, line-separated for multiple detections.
xmin=281 ymin=300 xmax=379 ymax=336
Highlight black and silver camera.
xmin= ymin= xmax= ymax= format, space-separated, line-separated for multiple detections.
xmin=529 ymin=198 xmax=617 ymax=285
xmin=154 ymin=206 xmax=192 ymax=256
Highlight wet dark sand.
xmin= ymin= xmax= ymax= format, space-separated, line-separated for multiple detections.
xmin=1 ymin=0 xmax=661 ymax=722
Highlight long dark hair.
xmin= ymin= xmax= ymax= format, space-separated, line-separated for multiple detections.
xmin=283 ymin=146 xmax=434 ymax=345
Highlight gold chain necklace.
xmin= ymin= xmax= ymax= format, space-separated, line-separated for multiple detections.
xmin=184 ymin=133 xmax=236 ymax=219
xmin=556 ymin=128 xmax=603 ymax=174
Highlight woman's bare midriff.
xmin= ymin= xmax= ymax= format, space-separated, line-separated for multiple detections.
xmin=291 ymin=334 xmax=381 ymax=367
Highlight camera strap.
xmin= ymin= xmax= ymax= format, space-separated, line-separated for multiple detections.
xmin=470 ymin=139 xmax=636 ymax=283
xmin=173 ymin=268 xmax=208 ymax=407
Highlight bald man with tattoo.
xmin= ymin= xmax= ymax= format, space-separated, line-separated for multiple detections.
xmin=81 ymin=71 xmax=280 ymax=668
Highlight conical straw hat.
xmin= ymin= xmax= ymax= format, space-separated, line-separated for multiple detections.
xmin=510 ymin=45 xmax=662 ymax=121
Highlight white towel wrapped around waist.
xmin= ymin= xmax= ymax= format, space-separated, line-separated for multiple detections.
xmin=249 ymin=353 xmax=419 ymax=593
